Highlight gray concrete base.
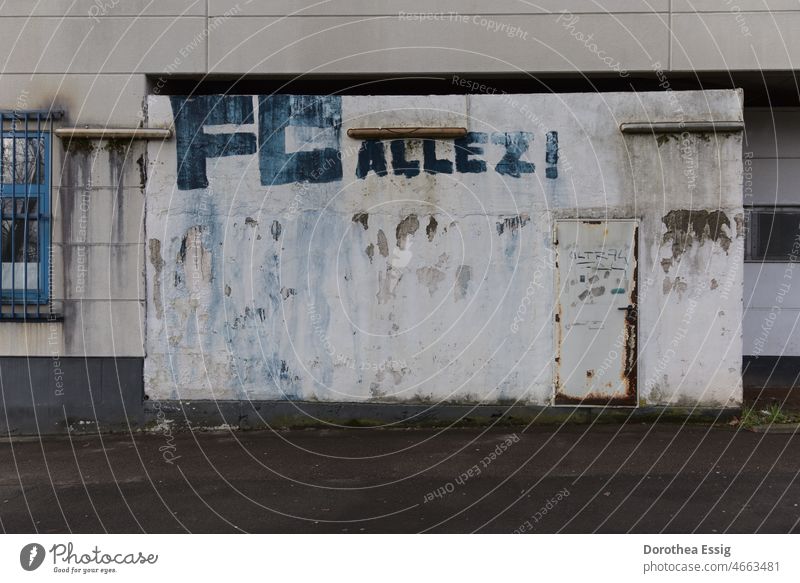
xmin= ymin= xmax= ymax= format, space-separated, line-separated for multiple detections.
xmin=0 ymin=357 xmax=143 ymax=435
xmin=142 ymin=400 xmax=739 ymax=432
xmin=0 ymin=354 xmax=739 ymax=436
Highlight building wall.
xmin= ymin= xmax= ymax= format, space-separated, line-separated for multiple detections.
xmin=0 ymin=3 xmax=763 ymax=432
xmin=0 ymin=1 xmax=795 ymax=78
xmin=145 ymin=90 xmax=743 ymax=407
xmin=743 ymin=109 xmax=800 ymax=357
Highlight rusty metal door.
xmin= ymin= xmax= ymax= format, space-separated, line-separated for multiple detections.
xmin=554 ymin=220 xmax=638 ymax=406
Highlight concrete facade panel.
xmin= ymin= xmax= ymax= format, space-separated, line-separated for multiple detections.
xmin=207 ymin=14 xmax=669 ymax=75
xmin=0 ymin=17 xmax=206 ymax=74
xmin=672 ymin=12 xmax=800 ymax=70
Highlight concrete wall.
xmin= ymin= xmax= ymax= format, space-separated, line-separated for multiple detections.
xmin=0 ymin=2 xmax=794 ymax=77
xmin=0 ymin=3 xmax=761 ymax=432
xmin=145 ymin=89 xmax=743 ymax=407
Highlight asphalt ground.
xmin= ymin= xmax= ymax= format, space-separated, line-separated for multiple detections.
xmin=0 ymin=423 xmax=798 ymax=533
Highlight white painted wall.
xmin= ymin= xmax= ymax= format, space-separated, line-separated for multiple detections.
xmin=145 ymin=89 xmax=743 ymax=406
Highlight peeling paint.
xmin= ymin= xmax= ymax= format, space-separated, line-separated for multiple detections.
xmin=352 ymin=212 xmax=369 ymax=230
xmin=454 ymin=265 xmax=472 ymax=301
xmin=426 ymin=216 xmax=438 ymax=241
xmin=396 ymin=214 xmax=419 ymax=248
xmin=377 ymin=229 xmax=389 ymax=258
xmin=662 ymin=209 xmax=732 ymax=258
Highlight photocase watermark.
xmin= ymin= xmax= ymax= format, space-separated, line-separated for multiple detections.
xmin=334 ymin=355 xmax=408 ymax=372
xmin=47 ymin=542 xmax=158 ymax=574
xmin=73 ymin=176 xmax=91 ymax=296
xmin=643 ymin=278 xmax=709 ymax=398
xmin=743 ymin=151 xmax=754 ymax=200
xmin=723 ymin=0 xmax=753 ymax=38
xmin=87 ymin=0 xmax=121 ymax=22
xmin=21 ymin=541 xmax=158 ymax=574
xmin=15 ymin=88 xmax=29 ymax=111
xmin=151 ymin=401 xmax=181 ymax=465
xmin=513 ymin=487 xmax=571 ymax=533
xmin=511 ymin=248 xmax=556 ymax=334
xmin=20 ymin=543 xmax=46 ymax=571
xmin=284 ymin=141 xmax=366 ymax=221
xmin=556 ymin=11 xmax=629 ymax=77
xmin=398 ymin=12 xmax=529 ymax=39
xmin=423 ymin=434 xmax=520 ymax=503
xmin=146 ymin=3 xmax=243 ymax=107
xmin=308 ymin=302 xmax=408 ymax=372
xmin=651 ymin=61 xmax=687 ymax=121
xmin=680 ymin=132 xmax=698 ymax=195
xmin=48 ymin=314 xmax=64 ymax=397
xmin=579 ymin=274 xmax=654 ymax=387
xmin=451 ymin=75 xmax=573 ymax=175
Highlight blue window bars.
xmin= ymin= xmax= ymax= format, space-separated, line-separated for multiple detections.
xmin=0 ymin=110 xmax=61 ymax=320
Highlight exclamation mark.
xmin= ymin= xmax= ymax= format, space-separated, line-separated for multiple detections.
xmin=546 ymin=131 xmax=559 ymax=179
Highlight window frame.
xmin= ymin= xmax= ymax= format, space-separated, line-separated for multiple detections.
xmin=0 ymin=121 xmax=51 ymax=308
xmin=744 ymin=206 xmax=800 ymax=263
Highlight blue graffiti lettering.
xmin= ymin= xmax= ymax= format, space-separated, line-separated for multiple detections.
xmin=258 ymin=95 xmax=343 ymax=186
xmin=170 ymin=95 xmax=257 ymax=190
xmin=492 ymin=132 xmax=535 ymax=177
xmin=455 ymin=132 xmax=488 ymax=174
xmin=390 ymin=139 xmax=420 ymax=178
xmin=356 ymin=140 xmax=389 ymax=178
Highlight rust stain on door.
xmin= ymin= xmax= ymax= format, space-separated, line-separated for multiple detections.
xmin=554 ymin=220 xmax=638 ymax=406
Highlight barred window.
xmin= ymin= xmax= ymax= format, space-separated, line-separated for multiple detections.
xmin=0 ymin=113 xmax=51 ymax=319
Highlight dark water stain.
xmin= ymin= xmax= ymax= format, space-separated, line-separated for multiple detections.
xmin=454 ymin=265 xmax=472 ymax=301
xmin=136 ymin=153 xmax=147 ymax=190
xmin=663 ymin=276 xmax=689 ymax=295
xmin=270 ymin=220 xmax=282 ymax=241
xmin=148 ymin=239 xmax=165 ymax=320
xmin=377 ymin=230 xmax=389 ymax=258
xmin=245 ymin=217 xmax=258 ymax=227
xmin=662 ymin=209 xmax=731 ymax=258
xmin=396 ymin=214 xmax=419 ymax=248
xmin=366 ymin=243 xmax=375 ymax=263
xmin=352 ymin=212 xmax=369 ymax=230
xmin=660 ymin=258 xmax=673 ymax=273
xmin=280 ymin=287 xmax=296 ymax=300
xmin=416 ymin=266 xmax=446 ymax=296
xmin=426 ymin=216 xmax=438 ymax=241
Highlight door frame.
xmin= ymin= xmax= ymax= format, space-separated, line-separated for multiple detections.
xmin=551 ymin=218 xmax=640 ymax=407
